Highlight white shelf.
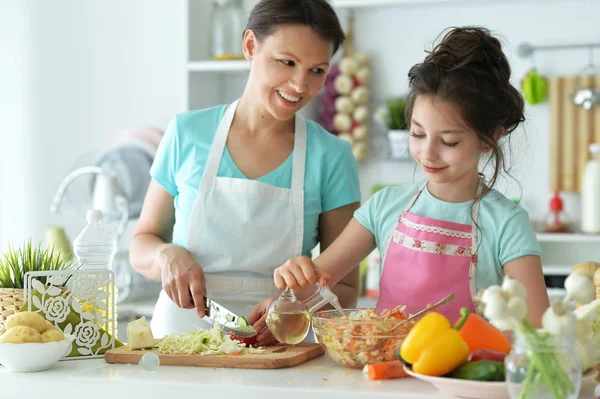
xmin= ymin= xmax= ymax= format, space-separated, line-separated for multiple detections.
xmin=188 ymin=60 xmax=250 ymax=72
xmin=542 ymin=265 xmax=574 ymax=275
xmin=332 ymin=0 xmax=550 ymax=7
xmin=536 ymin=233 xmax=600 ymax=243
xmin=332 ymin=0 xmax=488 ymax=8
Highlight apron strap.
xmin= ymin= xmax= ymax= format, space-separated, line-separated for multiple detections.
xmin=468 ymin=182 xmax=483 ymax=307
xmin=291 ymin=114 xmax=307 ymax=257
xmin=200 ymin=100 xmax=239 ymax=190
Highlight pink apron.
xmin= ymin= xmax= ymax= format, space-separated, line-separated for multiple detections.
xmin=376 ymin=182 xmax=482 ymax=321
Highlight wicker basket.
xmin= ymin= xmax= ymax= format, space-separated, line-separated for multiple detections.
xmin=0 ymin=288 xmax=24 ymax=334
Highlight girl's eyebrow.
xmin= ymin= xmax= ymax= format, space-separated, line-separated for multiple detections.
xmin=411 ymin=119 xmax=464 ymax=134
xmin=278 ymin=51 xmax=329 ymax=68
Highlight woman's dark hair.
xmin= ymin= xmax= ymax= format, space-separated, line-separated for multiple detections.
xmin=406 ymin=26 xmax=525 ymax=203
xmin=245 ymin=0 xmax=345 ymax=55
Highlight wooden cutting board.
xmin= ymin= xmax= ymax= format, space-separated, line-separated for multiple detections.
xmin=104 ymin=343 xmax=324 ymax=369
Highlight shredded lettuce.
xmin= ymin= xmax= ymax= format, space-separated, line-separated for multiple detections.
xmin=156 ymin=324 xmax=263 ymax=356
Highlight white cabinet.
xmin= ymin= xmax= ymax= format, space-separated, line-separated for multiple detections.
xmin=185 ymin=0 xmax=259 ymax=110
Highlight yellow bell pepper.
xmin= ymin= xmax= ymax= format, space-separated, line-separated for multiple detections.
xmin=399 ymin=312 xmax=469 ymax=376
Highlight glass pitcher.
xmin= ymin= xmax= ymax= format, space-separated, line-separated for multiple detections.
xmin=266 ymin=285 xmax=345 ymax=345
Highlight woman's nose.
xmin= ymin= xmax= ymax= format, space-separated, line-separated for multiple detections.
xmin=289 ymin=71 xmax=308 ymax=93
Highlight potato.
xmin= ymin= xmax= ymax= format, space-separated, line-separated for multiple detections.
xmin=41 ymin=329 xmax=64 ymax=343
xmin=5 ymin=312 xmax=47 ymax=333
xmin=44 ymin=320 xmax=56 ymax=332
xmin=0 ymin=325 xmax=42 ymax=343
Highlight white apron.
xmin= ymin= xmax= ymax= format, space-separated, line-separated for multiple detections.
xmin=151 ymin=99 xmax=307 ymax=338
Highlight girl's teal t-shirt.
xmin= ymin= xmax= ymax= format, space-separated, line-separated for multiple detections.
xmin=150 ymin=105 xmax=361 ymax=257
xmin=354 ymin=182 xmax=542 ymax=292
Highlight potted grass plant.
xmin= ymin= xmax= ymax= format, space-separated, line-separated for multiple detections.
xmin=0 ymin=240 xmax=77 ymax=333
xmin=374 ymin=97 xmax=410 ymax=159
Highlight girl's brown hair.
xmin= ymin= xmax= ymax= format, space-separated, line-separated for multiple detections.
xmin=245 ymin=0 xmax=345 ymax=55
xmin=406 ymin=26 xmax=525 ymax=203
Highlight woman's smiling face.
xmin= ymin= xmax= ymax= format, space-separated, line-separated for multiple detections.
xmin=244 ymin=24 xmax=333 ymax=121
xmin=409 ymin=95 xmax=489 ymax=186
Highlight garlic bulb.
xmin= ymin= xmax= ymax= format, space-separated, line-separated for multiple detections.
xmin=564 ymin=273 xmax=595 ymax=305
xmin=351 ymin=86 xmax=370 ymax=104
xmin=353 ymin=125 xmax=369 ymax=141
xmin=502 ymin=277 xmax=527 ymax=300
xmin=507 ymin=297 xmax=527 ymax=321
xmin=352 ymin=142 xmax=367 ymax=161
xmin=334 ymin=96 xmax=355 ymax=114
xmin=353 ymin=52 xmax=369 ymax=67
xmin=356 ymin=67 xmax=372 ymax=85
xmin=353 ymin=105 xmax=370 ymax=123
xmin=333 ymin=114 xmax=352 ymax=132
xmin=339 ymin=57 xmax=359 ymax=76
xmin=337 ymin=133 xmax=354 ymax=144
xmin=541 ymin=301 xmax=577 ymax=337
xmin=334 ymin=75 xmax=354 ymax=95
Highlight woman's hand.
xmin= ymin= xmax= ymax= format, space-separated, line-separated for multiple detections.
xmin=247 ymin=295 xmax=279 ymax=347
xmin=158 ymin=244 xmax=207 ymax=317
xmin=273 ymin=256 xmax=329 ymax=291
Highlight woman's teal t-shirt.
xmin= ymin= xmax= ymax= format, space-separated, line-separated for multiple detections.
xmin=150 ymin=105 xmax=361 ymax=257
xmin=354 ymin=182 xmax=542 ymax=291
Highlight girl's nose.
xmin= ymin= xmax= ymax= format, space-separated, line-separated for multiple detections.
xmin=422 ymin=140 xmax=439 ymax=161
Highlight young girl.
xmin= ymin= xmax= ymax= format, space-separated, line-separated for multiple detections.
xmin=273 ymin=26 xmax=549 ymax=327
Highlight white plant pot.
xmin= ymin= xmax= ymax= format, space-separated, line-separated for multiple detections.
xmin=387 ymin=129 xmax=410 ymax=159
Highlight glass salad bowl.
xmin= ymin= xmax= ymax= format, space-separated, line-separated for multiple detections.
xmin=312 ymin=307 xmax=417 ymax=368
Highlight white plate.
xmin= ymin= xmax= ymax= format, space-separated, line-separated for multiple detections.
xmin=404 ymin=365 xmax=509 ymax=399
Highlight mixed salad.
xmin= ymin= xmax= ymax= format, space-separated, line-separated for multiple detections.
xmin=313 ymin=305 xmax=416 ymax=368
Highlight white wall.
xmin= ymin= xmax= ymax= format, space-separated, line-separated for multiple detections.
xmin=0 ymin=0 xmax=187 ymax=249
xmin=1 ymin=0 xmax=599 ymax=251
xmin=345 ymin=0 xmax=600 ymax=226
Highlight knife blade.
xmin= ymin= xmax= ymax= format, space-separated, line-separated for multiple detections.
xmin=203 ymin=297 xmax=257 ymax=338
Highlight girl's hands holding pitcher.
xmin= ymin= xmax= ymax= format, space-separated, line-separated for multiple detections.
xmin=273 ymin=256 xmax=330 ymax=290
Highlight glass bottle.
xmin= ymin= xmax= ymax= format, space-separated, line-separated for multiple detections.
xmin=210 ymin=0 xmax=245 ymax=61
xmin=581 ymin=143 xmax=600 ymax=233
xmin=544 ymin=191 xmax=570 ymax=233
xmin=505 ymin=331 xmax=582 ymax=399
xmin=266 ymin=285 xmax=345 ymax=345
xmin=72 ymin=210 xmax=119 ymax=334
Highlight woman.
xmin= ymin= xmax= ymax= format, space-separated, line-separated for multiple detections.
xmin=130 ymin=0 xmax=361 ymax=346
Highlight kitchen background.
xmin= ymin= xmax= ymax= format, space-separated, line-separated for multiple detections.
xmin=1 ymin=0 xmax=599 ymax=340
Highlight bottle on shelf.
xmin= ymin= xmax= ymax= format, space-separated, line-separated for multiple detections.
xmin=582 ymin=144 xmax=600 ymax=234
xmin=210 ymin=0 xmax=245 ymax=61
xmin=544 ymin=191 xmax=570 ymax=233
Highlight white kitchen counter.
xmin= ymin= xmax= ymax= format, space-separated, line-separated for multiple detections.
xmin=0 ymin=355 xmax=597 ymax=399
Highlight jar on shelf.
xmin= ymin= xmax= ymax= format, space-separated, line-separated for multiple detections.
xmin=544 ymin=191 xmax=570 ymax=233
xmin=210 ymin=0 xmax=245 ymax=61
xmin=505 ymin=332 xmax=582 ymax=399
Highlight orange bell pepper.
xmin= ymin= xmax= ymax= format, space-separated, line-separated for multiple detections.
xmin=453 ymin=307 xmax=511 ymax=354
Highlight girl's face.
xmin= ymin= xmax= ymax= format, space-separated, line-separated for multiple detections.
xmin=409 ymin=95 xmax=490 ymax=186
xmin=243 ymin=24 xmax=333 ymax=121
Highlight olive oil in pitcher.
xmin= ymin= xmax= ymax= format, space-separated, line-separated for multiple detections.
xmin=266 ymin=285 xmax=345 ymax=345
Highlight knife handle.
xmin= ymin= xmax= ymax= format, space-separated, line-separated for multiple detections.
xmin=203 ymin=296 xmax=211 ymax=316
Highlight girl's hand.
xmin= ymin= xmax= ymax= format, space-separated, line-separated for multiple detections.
xmin=157 ymin=244 xmax=207 ymax=317
xmin=273 ymin=256 xmax=329 ymax=290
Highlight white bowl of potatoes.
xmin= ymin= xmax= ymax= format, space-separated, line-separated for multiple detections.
xmin=0 ymin=311 xmax=75 ymax=372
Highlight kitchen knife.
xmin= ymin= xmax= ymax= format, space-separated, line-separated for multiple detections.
xmin=203 ymin=297 xmax=258 ymax=338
